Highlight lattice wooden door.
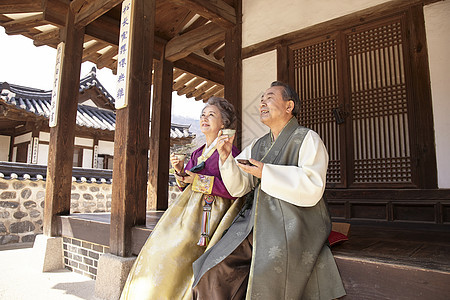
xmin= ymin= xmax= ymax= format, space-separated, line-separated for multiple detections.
xmin=290 ymin=34 xmax=345 ymax=187
xmin=345 ymin=17 xmax=413 ymax=187
xmin=290 ymin=15 xmax=415 ymax=188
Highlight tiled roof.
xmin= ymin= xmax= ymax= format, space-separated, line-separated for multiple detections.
xmin=0 ymin=69 xmax=195 ymax=140
xmin=79 ymin=67 xmax=115 ymax=106
xmin=0 ymin=162 xmax=178 ymax=185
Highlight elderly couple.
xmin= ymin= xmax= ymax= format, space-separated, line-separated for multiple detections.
xmin=120 ymin=81 xmax=346 ymax=300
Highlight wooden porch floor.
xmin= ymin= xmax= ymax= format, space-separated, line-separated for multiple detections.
xmin=332 ymin=225 xmax=450 ymax=273
xmin=61 ymin=212 xmax=450 ymax=270
xmin=60 ymin=212 xmax=450 ymax=299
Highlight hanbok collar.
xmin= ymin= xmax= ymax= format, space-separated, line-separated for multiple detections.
xmin=202 ymin=137 xmax=218 ymax=157
xmin=190 ymin=138 xmax=218 ymax=173
xmin=262 ymin=117 xmax=299 ymax=163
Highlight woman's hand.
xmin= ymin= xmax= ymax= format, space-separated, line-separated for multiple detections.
xmin=170 ymin=153 xmax=184 ymax=174
xmin=217 ymin=130 xmax=235 ymax=164
xmin=183 ymin=170 xmax=196 ymax=184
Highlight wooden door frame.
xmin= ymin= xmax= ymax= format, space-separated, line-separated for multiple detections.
xmin=278 ymin=2 xmax=437 ymax=189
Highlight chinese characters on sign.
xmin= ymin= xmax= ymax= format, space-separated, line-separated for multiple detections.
xmin=116 ymin=0 xmax=133 ymax=109
xmin=50 ymin=42 xmax=64 ymax=127
xmin=93 ymin=145 xmax=99 ymax=169
xmin=32 ymin=137 xmax=39 ymax=164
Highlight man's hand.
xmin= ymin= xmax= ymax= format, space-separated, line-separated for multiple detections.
xmin=217 ymin=130 xmax=235 ymax=164
xmin=174 ymin=170 xmax=195 ymax=184
xmin=237 ymin=158 xmax=263 ymax=178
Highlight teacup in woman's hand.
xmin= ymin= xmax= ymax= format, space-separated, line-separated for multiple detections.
xmin=174 ymin=153 xmax=186 ymax=161
xmin=221 ymin=129 xmax=236 ymax=137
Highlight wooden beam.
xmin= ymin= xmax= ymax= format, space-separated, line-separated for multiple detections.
xmin=177 ymin=77 xmax=204 ymax=95
xmin=43 ymin=0 xmax=121 ymax=45
xmin=41 ymin=0 xmax=224 ymax=84
xmin=204 ymin=40 xmax=224 ymax=55
xmin=189 ymin=81 xmax=215 ymax=98
xmin=2 ymin=12 xmax=46 ymax=35
xmin=172 ymin=11 xmax=197 ymax=35
xmin=173 ymin=53 xmax=224 ymax=84
xmin=43 ymin=5 xmax=85 ymax=237
xmin=169 ymin=0 xmax=236 ymax=28
xmin=81 ymin=40 xmax=107 ymax=61
xmin=148 ymin=52 xmax=173 ymax=211
xmin=213 ymin=45 xmax=225 ymax=60
xmin=0 ymin=0 xmax=44 ymax=13
xmin=96 ymin=45 xmax=118 ymax=69
xmin=180 ymin=15 xmax=208 ymax=34
xmin=165 ymin=22 xmax=225 ymax=62
xmin=110 ymin=0 xmax=155 ymax=257
xmin=276 ymin=44 xmax=289 ymax=84
xmin=70 ymin=0 xmax=123 ymax=28
xmin=172 ymin=68 xmax=185 ymax=80
xmin=33 ymin=27 xmax=61 ymax=46
xmin=224 ymin=0 xmax=242 ymax=149
xmin=42 ymin=0 xmax=167 ymax=57
xmin=406 ymin=4 xmax=437 ymax=189
xmin=242 ymin=0 xmax=438 ymax=60
xmin=199 ymin=84 xmax=222 ymax=101
xmin=173 ymin=73 xmax=195 ymax=90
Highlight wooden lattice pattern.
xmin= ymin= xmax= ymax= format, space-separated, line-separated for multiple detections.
xmin=291 ymin=17 xmax=413 ymax=187
xmin=293 ymin=39 xmax=341 ymax=184
xmin=347 ymin=20 xmax=411 ymax=184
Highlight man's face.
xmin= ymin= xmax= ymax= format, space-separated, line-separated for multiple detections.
xmin=260 ymin=86 xmax=291 ymax=127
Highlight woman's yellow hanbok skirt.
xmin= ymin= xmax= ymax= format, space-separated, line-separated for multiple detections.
xmin=120 ymin=185 xmax=244 ymax=300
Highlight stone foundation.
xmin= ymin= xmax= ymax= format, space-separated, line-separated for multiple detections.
xmin=63 ymin=236 xmax=110 ymax=280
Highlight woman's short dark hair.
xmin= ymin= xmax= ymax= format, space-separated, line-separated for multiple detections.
xmin=270 ymin=81 xmax=301 ymax=118
xmin=204 ymin=96 xmax=237 ymax=129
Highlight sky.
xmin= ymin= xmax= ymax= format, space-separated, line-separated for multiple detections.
xmin=0 ymin=27 xmax=205 ymax=119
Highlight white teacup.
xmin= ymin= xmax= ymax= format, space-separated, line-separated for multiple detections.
xmin=221 ymin=129 xmax=236 ymax=137
xmin=174 ymin=153 xmax=186 ymax=161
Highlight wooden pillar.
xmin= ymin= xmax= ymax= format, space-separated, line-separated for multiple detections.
xmin=110 ymin=0 xmax=155 ymax=257
xmin=224 ymin=0 xmax=242 ymax=149
xmin=8 ymin=133 xmax=14 ymax=162
xmin=407 ymin=4 xmax=437 ymax=189
xmin=148 ymin=50 xmax=173 ymax=211
xmin=43 ymin=6 xmax=85 ymax=237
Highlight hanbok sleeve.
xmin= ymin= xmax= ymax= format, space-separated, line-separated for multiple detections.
xmin=207 ymin=147 xmax=240 ymax=200
xmin=260 ymin=130 xmax=329 ymax=207
xmin=176 ymin=148 xmax=199 ymax=190
xmin=219 ymin=140 xmax=256 ymax=197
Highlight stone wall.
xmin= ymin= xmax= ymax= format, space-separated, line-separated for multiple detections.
xmin=0 ymin=177 xmax=183 ymax=246
xmin=70 ymin=182 xmax=112 ymax=213
xmin=0 ymin=178 xmax=45 ymax=245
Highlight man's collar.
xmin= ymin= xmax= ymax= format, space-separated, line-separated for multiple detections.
xmin=270 ymin=117 xmax=296 ymax=141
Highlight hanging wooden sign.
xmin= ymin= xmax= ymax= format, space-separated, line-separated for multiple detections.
xmin=50 ymin=42 xmax=64 ymax=127
xmin=93 ymin=145 xmax=99 ymax=168
xmin=116 ymin=0 xmax=133 ymax=109
xmin=32 ymin=137 xmax=39 ymax=164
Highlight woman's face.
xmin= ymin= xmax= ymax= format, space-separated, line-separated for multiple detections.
xmin=200 ymin=105 xmax=224 ymax=137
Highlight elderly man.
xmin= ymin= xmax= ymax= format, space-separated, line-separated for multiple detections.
xmin=192 ymin=81 xmax=346 ymax=299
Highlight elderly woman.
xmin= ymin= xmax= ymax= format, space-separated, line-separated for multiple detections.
xmin=120 ymin=97 xmax=244 ymax=300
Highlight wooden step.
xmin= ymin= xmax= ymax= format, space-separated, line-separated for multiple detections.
xmin=332 ymin=225 xmax=450 ymax=299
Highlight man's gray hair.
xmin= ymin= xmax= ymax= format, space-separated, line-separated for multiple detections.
xmin=270 ymin=81 xmax=301 ymax=118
